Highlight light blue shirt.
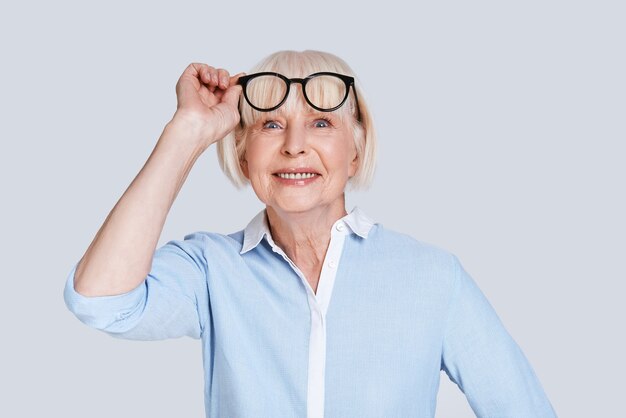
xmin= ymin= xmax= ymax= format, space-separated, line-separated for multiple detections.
xmin=64 ymin=206 xmax=557 ymax=417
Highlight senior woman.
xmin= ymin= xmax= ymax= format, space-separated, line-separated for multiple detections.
xmin=64 ymin=50 xmax=557 ymax=417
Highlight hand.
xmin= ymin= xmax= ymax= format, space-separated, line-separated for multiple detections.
xmin=171 ymin=63 xmax=244 ymax=149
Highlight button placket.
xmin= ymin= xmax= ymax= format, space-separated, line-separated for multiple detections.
xmin=305 ymin=218 xmax=350 ymax=418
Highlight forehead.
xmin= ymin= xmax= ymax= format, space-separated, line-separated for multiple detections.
xmin=245 ymin=89 xmax=352 ymax=122
xmin=253 ymin=107 xmax=350 ymax=126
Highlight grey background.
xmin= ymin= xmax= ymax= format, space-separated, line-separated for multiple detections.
xmin=1 ymin=0 xmax=624 ymax=416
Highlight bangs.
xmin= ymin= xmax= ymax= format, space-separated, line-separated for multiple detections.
xmin=239 ymin=50 xmax=359 ymax=127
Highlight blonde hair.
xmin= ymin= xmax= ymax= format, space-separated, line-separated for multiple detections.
xmin=216 ymin=50 xmax=377 ymax=191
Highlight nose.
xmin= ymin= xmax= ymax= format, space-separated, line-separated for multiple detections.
xmin=280 ymin=122 xmax=308 ymax=157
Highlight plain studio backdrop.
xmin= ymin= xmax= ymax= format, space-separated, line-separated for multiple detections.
xmin=1 ymin=0 xmax=623 ymax=416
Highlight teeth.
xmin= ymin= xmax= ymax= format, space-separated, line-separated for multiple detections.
xmin=276 ymin=172 xmax=318 ymax=179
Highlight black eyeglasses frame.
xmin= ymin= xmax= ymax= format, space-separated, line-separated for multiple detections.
xmin=237 ymin=71 xmax=362 ymax=122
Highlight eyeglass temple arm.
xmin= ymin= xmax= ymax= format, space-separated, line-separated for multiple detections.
xmin=351 ymin=83 xmax=362 ymax=123
xmin=238 ymin=95 xmax=245 ymax=128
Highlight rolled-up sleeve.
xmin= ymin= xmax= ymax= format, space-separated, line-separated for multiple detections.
xmin=63 ymin=232 xmax=210 ymax=341
xmin=440 ymin=255 xmax=557 ymax=417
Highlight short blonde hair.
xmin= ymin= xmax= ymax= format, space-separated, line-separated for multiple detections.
xmin=216 ymin=50 xmax=377 ymax=191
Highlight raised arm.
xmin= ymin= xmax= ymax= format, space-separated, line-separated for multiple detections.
xmin=73 ymin=64 xmax=242 ymax=297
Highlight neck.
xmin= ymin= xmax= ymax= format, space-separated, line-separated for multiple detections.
xmin=265 ymin=197 xmax=348 ymax=268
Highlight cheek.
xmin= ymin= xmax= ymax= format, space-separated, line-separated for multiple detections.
xmin=323 ymin=135 xmax=356 ymax=172
xmin=244 ymin=141 xmax=273 ymax=179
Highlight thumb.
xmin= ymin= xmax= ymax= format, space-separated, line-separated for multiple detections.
xmin=210 ymin=84 xmax=242 ymax=127
xmin=221 ymin=84 xmax=243 ymax=109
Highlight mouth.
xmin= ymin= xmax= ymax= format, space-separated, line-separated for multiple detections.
xmin=272 ymin=169 xmax=322 ymax=186
xmin=272 ymin=167 xmax=322 ymax=180
xmin=272 ymin=172 xmax=320 ymax=180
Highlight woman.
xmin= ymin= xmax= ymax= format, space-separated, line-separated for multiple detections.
xmin=64 ymin=50 xmax=557 ymax=417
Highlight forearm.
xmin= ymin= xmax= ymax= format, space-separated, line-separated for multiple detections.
xmin=73 ymin=118 xmax=206 ymax=296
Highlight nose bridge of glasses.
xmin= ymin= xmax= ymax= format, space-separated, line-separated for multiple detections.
xmin=285 ymin=77 xmax=306 ymax=95
xmin=278 ymin=78 xmax=311 ymax=112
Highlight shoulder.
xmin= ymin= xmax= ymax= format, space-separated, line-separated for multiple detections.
xmin=162 ymin=230 xmax=244 ymax=257
xmin=367 ymin=223 xmax=456 ymax=260
xmin=366 ymin=223 xmax=460 ymax=273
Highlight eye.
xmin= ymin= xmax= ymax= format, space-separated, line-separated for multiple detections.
xmin=261 ymin=119 xmax=282 ymax=129
xmin=313 ymin=117 xmax=332 ymax=128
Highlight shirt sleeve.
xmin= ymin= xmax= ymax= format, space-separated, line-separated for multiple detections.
xmin=63 ymin=232 xmax=210 ymax=341
xmin=440 ymin=255 xmax=558 ymax=417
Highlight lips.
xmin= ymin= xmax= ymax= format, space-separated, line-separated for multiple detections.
xmin=272 ymin=167 xmax=321 ymax=175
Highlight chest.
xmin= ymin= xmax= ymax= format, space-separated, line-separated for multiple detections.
xmin=300 ymin=265 xmax=322 ymax=294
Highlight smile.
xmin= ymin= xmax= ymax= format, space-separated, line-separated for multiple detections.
xmin=275 ymin=172 xmax=318 ymax=179
xmin=272 ymin=173 xmax=321 ymax=185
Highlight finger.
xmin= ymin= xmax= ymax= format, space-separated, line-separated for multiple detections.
xmin=221 ymin=84 xmax=243 ymax=108
xmin=177 ymin=64 xmax=208 ymax=96
xmin=186 ymin=64 xmax=214 ymax=89
xmin=216 ymin=68 xmax=230 ymax=89
xmin=189 ymin=63 xmax=217 ymax=87
xmin=212 ymin=85 xmax=243 ymax=126
xmin=201 ymin=66 xmax=215 ymax=85
xmin=201 ymin=65 xmax=218 ymax=86
xmin=187 ymin=63 xmax=211 ymax=81
xmin=229 ymin=72 xmax=246 ymax=86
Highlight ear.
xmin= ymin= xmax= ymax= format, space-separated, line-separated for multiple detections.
xmin=348 ymin=152 xmax=359 ymax=177
xmin=236 ymin=132 xmax=250 ymax=180
xmin=348 ymin=122 xmax=364 ymax=178
xmin=240 ymin=157 xmax=250 ymax=179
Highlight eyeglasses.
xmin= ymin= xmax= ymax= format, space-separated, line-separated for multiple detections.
xmin=237 ymin=71 xmax=361 ymax=121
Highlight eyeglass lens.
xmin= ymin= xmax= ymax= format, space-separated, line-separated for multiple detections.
xmin=245 ymin=74 xmax=348 ymax=111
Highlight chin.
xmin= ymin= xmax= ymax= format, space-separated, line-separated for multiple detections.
xmin=269 ymin=200 xmax=327 ymax=215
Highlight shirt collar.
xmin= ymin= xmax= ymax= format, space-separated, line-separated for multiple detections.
xmin=240 ymin=206 xmax=376 ymax=255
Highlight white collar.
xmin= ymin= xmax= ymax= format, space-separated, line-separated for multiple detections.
xmin=240 ymin=206 xmax=376 ymax=255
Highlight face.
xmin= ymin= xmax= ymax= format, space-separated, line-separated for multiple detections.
xmin=240 ymin=97 xmax=359 ymax=216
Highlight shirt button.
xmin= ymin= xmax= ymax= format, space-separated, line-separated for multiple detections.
xmin=328 ymin=260 xmax=337 ymax=268
xmin=336 ymin=223 xmax=345 ymax=232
